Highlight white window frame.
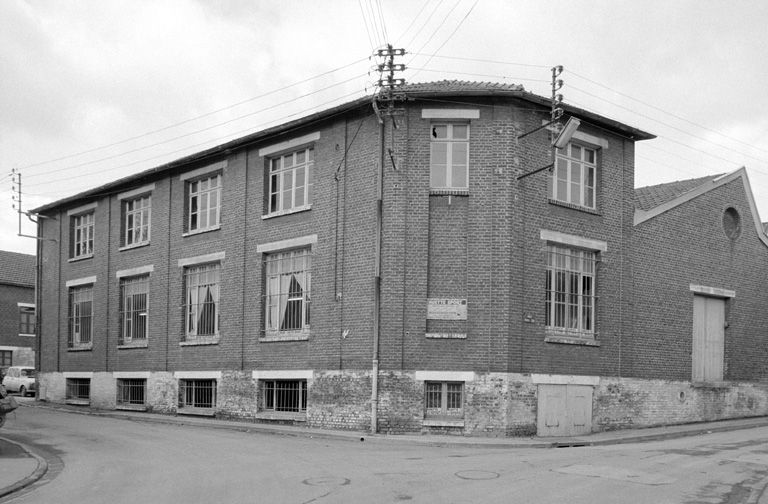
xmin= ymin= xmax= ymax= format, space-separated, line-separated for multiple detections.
xmin=119 ymin=274 xmax=149 ymax=344
xmin=545 ymin=244 xmax=597 ymax=338
xmin=430 ymin=123 xmax=469 ymax=190
xmin=123 ymin=195 xmax=151 ymax=247
xmin=267 ymin=147 xmax=314 ymax=216
xmin=68 ymin=284 xmax=94 ymax=348
xmin=186 ymin=173 xmax=221 ymax=233
xmin=551 ymin=142 xmax=597 ymax=209
xmin=184 ymin=263 xmax=220 ymax=339
xmin=264 ymin=248 xmax=311 ymax=337
xmin=261 ymin=379 xmax=308 ymax=413
xmin=71 ymin=212 xmax=95 ymax=259
xmin=424 ymin=381 xmax=464 ymax=419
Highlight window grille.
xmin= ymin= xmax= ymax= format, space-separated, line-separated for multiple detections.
xmin=66 ymin=378 xmax=91 ymax=401
xmin=117 ymin=379 xmax=146 ymax=406
xmin=68 ymin=285 xmax=93 ymax=347
xmin=188 ymin=174 xmax=221 ymax=232
xmin=262 ymin=380 xmax=307 ymax=413
xmin=551 ymin=143 xmax=597 ymax=208
xmin=425 ymin=382 xmax=464 ymax=418
xmin=19 ymin=306 xmax=35 ymax=335
xmin=184 ymin=263 xmax=220 ymax=338
xmin=264 ymin=249 xmax=311 ymax=335
xmin=179 ymin=379 xmax=216 ymax=409
xmin=545 ymin=245 xmax=597 ymax=336
xmin=119 ymin=275 xmax=149 ymax=344
xmin=124 ymin=195 xmax=151 ymax=246
xmin=72 ymin=212 xmax=94 ymax=258
xmin=430 ymin=123 xmax=469 ymax=190
xmin=269 ymin=147 xmax=314 ymax=214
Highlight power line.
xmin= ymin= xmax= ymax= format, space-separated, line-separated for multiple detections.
xmin=408 ymin=53 xmax=550 ymax=69
xmin=375 ymin=0 xmax=389 ymax=43
xmin=358 ymin=0 xmax=376 ymax=51
xmin=393 ymin=0 xmax=431 ymax=46
xmin=408 ymin=67 xmax=548 ymax=84
xmin=403 ymin=0 xmax=443 ymax=52
xmin=408 ymin=0 xmax=463 ymax=68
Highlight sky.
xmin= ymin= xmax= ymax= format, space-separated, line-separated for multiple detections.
xmin=2 ymin=0 xmax=768 ymax=255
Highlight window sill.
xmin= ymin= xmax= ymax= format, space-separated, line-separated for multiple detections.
xmin=425 ymin=333 xmax=467 ymax=339
xmin=67 ymin=344 xmax=93 ymax=352
xmin=118 ymin=341 xmax=148 ymax=349
xmin=255 ymin=411 xmax=307 ymax=422
xmin=180 ymin=336 xmax=220 ymax=346
xmin=260 ymin=330 xmax=310 ymax=342
xmin=423 ymin=418 xmax=465 ymax=427
xmin=119 ymin=242 xmax=150 ymax=252
xmin=692 ymin=381 xmax=729 ymax=389
xmin=430 ymin=188 xmax=469 ymax=196
xmin=545 ymin=331 xmax=600 ymax=347
xmin=177 ymin=407 xmax=215 ymax=417
xmin=116 ymin=404 xmax=148 ymax=412
xmin=65 ymin=399 xmax=90 ymax=406
xmin=182 ymin=225 xmax=221 ymax=238
xmin=548 ymin=199 xmax=600 ymax=215
xmin=18 ymin=333 xmax=35 ymax=338
xmin=68 ymin=254 xmax=94 ymax=263
xmin=262 ymin=205 xmax=312 ymax=220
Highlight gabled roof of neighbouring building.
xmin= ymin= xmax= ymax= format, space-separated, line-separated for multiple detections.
xmin=32 ymin=80 xmax=654 ymax=214
xmin=0 ymin=250 xmax=35 ymax=287
xmin=634 ymin=174 xmax=724 ymax=211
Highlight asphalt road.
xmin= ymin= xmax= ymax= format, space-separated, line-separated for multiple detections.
xmin=2 ymin=405 xmax=768 ymax=504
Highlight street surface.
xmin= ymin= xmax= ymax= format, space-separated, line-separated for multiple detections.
xmin=1 ymin=403 xmax=768 ymax=504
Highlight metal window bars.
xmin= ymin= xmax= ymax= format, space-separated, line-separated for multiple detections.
xmin=117 ymin=379 xmax=146 ymax=406
xmin=66 ymin=378 xmax=91 ymax=400
xmin=262 ymin=380 xmax=307 ymax=413
xmin=178 ymin=379 xmax=216 ymax=409
xmin=264 ymin=249 xmax=311 ymax=334
xmin=68 ymin=285 xmax=93 ymax=346
xmin=425 ymin=381 xmax=464 ymax=418
xmin=184 ymin=263 xmax=220 ymax=338
xmin=545 ymin=245 xmax=596 ymax=335
xmin=119 ymin=275 xmax=149 ymax=344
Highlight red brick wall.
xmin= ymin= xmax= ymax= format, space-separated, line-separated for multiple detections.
xmin=0 ymin=283 xmax=35 ymax=349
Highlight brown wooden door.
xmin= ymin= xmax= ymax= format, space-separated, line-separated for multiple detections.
xmin=692 ymin=295 xmax=725 ymax=382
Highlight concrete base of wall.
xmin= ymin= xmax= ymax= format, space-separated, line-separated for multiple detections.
xmin=36 ymin=370 xmax=768 ymax=436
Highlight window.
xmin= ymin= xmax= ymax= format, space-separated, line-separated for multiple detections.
xmin=0 ymin=351 xmax=11 ymax=367
xmin=264 ymin=248 xmax=311 ymax=336
xmin=187 ymin=173 xmax=221 ymax=233
xmin=68 ymin=285 xmax=94 ymax=348
xmin=123 ymin=195 xmax=151 ymax=246
xmin=19 ymin=306 xmax=35 ymax=335
xmin=119 ymin=275 xmax=149 ymax=344
xmin=117 ymin=379 xmax=146 ymax=407
xmin=551 ymin=143 xmax=597 ymax=209
xmin=268 ymin=147 xmax=314 ymax=215
xmin=71 ymin=212 xmax=95 ymax=259
xmin=430 ymin=123 xmax=469 ymax=190
xmin=66 ymin=378 xmax=91 ymax=402
xmin=262 ymin=380 xmax=307 ymax=413
xmin=179 ymin=379 xmax=216 ymax=410
xmin=425 ymin=382 xmax=464 ymax=418
xmin=545 ymin=245 xmax=596 ymax=337
xmin=184 ymin=263 xmax=220 ymax=339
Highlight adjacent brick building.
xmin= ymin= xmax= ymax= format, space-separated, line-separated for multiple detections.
xmin=32 ymin=81 xmax=768 ymax=436
xmin=0 ymin=251 xmax=36 ymax=370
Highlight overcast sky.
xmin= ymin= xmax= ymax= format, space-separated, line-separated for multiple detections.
xmin=2 ymin=0 xmax=767 ymax=255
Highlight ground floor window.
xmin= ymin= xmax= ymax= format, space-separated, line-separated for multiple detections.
xmin=0 ymin=350 xmax=11 ymax=367
xmin=178 ymin=379 xmax=216 ymax=410
xmin=117 ymin=379 xmax=146 ymax=407
xmin=66 ymin=378 xmax=91 ymax=402
xmin=261 ymin=380 xmax=307 ymax=413
xmin=425 ymin=381 xmax=464 ymax=418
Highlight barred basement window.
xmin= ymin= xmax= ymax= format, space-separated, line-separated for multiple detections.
xmin=262 ymin=380 xmax=307 ymax=413
xmin=68 ymin=285 xmax=93 ymax=348
xmin=264 ymin=249 xmax=311 ymax=337
xmin=425 ymin=381 xmax=464 ymax=418
xmin=184 ymin=263 xmax=220 ymax=339
xmin=117 ymin=379 xmax=146 ymax=406
xmin=119 ymin=275 xmax=149 ymax=344
xmin=545 ymin=244 xmax=597 ymax=338
xmin=179 ymin=379 xmax=216 ymax=410
xmin=66 ymin=378 xmax=91 ymax=402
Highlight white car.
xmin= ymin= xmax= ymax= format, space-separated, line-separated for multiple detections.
xmin=2 ymin=366 xmax=36 ymax=397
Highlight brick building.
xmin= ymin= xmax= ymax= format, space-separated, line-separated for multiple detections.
xmin=32 ymin=81 xmax=768 ymax=436
xmin=0 ymin=251 xmax=36 ymax=370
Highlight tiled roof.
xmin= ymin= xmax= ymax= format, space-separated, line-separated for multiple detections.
xmin=0 ymin=250 xmax=35 ymax=287
xmin=404 ymin=80 xmax=526 ymax=93
xmin=635 ymin=175 xmax=724 ymax=211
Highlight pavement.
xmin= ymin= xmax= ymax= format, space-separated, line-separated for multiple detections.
xmin=2 ymin=400 xmax=768 ymax=500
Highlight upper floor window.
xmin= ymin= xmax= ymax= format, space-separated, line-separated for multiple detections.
xmin=19 ymin=305 xmax=35 ymax=336
xmin=119 ymin=275 xmax=149 ymax=345
xmin=184 ymin=263 xmax=220 ymax=339
xmin=430 ymin=123 xmax=469 ymax=190
xmin=551 ymin=143 xmax=597 ymax=209
xmin=123 ymin=195 xmax=151 ymax=247
xmin=264 ymin=248 xmax=311 ymax=337
xmin=268 ymin=147 xmax=314 ymax=215
xmin=187 ymin=174 xmax=221 ymax=233
xmin=545 ymin=244 xmax=596 ymax=338
xmin=68 ymin=284 xmax=94 ymax=348
xmin=71 ymin=212 xmax=94 ymax=259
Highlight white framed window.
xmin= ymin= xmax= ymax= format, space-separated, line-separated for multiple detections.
xmin=71 ymin=212 xmax=94 ymax=259
xmin=551 ymin=142 xmax=597 ymax=209
xmin=68 ymin=285 xmax=93 ymax=347
xmin=264 ymin=248 xmax=311 ymax=336
xmin=117 ymin=378 xmax=146 ymax=407
xmin=19 ymin=305 xmax=35 ymax=336
xmin=178 ymin=379 xmax=216 ymax=411
xmin=268 ymin=147 xmax=314 ymax=215
xmin=123 ymin=195 xmax=151 ymax=247
xmin=545 ymin=245 xmax=596 ymax=337
xmin=119 ymin=275 xmax=149 ymax=344
xmin=430 ymin=123 xmax=469 ymax=190
xmin=184 ymin=263 xmax=220 ymax=338
xmin=187 ymin=174 xmax=221 ymax=233
xmin=425 ymin=381 xmax=464 ymax=418
xmin=261 ymin=380 xmax=307 ymax=413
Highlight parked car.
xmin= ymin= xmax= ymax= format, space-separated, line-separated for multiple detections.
xmin=1 ymin=366 xmax=36 ymax=397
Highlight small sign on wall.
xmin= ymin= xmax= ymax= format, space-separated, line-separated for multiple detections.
xmin=427 ymin=298 xmax=467 ymax=320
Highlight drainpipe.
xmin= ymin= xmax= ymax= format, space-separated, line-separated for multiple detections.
xmin=371 ymin=110 xmax=385 ymax=434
